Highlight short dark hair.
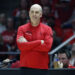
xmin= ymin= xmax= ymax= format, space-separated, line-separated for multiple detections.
xmin=58 ymin=48 xmax=71 ymax=59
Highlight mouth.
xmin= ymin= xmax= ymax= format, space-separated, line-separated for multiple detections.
xmin=32 ymin=16 xmax=37 ymax=19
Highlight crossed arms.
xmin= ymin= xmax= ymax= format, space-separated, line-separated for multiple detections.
xmin=16 ymin=26 xmax=53 ymax=52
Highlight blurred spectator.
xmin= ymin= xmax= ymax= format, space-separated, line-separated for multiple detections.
xmin=15 ymin=10 xmax=29 ymax=29
xmin=47 ymin=16 xmax=55 ymax=29
xmin=57 ymin=48 xmax=75 ymax=68
xmin=0 ymin=13 xmax=6 ymax=25
xmin=52 ymin=30 xmax=62 ymax=49
xmin=41 ymin=4 xmax=62 ymax=38
xmin=53 ymin=0 xmax=75 ymax=24
xmin=51 ymin=0 xmax=59 ymax=13
xmin=62 ymin=19 xmax=75 ymax=44
xmin=1 ymin=17 xmax=17 ymax=59
xmin=0 ymin=13 xmax=7 ymax=34
xmin=54 ymin=18 xmax=62 ymax=38
xmin=0 ymin=34 xmax=8 ymax=61
xmin=0 ymin=58 xmax=18 ymax=68
xmin=12 ymin=0 xmax=29 ymax=17
xmin=43 ymin=15 xmax=62 ymax=38
xmin=11 ymin=60 xmax=20 ymax=68
xmin=42 ymin=6 xmax=52 ymax=25
xmin=19 ymin=10 xmax=28 ymax=25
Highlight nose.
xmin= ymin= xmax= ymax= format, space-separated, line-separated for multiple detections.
xmin=33 ymin=12 xmax=36 ymax=16
xmin=59 ymin=59 xmax=63 ymax=63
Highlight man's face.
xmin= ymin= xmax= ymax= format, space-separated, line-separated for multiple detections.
xmin=58 ymin=53 xmax=69 ymax=67
xmin=20 ymin=10 xmax=27 ymax=19
xmin=43 ymin=6 xmax=50 ymax=16
xmin=29 ymin=6 xmax=42 ymax=23
xmin=7 ymin=18 xmax=13 ymax=28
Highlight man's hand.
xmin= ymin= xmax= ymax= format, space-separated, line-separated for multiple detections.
xmin=3 ymin=58 xmax=11 ymax=63
xmin=41 ymin=40 xmax=44 ymax=45
xmin=17 ymin=36 xmax=28 ymax=43
xmin=58 ymin=61 xmax=63 ymax=68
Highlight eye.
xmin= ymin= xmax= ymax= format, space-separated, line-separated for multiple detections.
xmin=35 ymin=11 xmax=39 ymax=14
xmin=31 ymin=11 xmax=34 ymax=13
xmin=62 ymin=58 xmax=66 ymax=60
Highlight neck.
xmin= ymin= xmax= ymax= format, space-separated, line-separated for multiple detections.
xmin=31 ymin=20 xmax=40 ymax=27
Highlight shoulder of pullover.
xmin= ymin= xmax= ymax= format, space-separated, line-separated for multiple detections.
xmin=41 ymin=23 xmax=52 ymax=31
xmin=18 ymin=23 xmax=29 ymax=29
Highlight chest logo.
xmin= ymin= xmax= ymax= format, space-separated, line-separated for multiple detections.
xmin=25 ymin=31 xmax=32 ymax=35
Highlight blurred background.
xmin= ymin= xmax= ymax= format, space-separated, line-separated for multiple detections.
xmin=0 ymin=0 xmax=75 ymax=69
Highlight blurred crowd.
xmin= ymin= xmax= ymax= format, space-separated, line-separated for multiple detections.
xmin=0 ymin=0 xmax=75 ymax=69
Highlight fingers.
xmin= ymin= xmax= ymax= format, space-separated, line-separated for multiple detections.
xmin=3 ymin=58 xmax=11 ymax=63
xmin=17 ymin=36 xmax=28 ymax=43
xmin=41 ymin=40 xmax=44 ymax=44
xmin=58 ymin=61 xmax=63 ymax=68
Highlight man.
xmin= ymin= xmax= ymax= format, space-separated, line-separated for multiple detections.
xmin=58 ymin=49 xmax=75 ymax=68
xmin=16 ymin=4 xmax=53 ymax=75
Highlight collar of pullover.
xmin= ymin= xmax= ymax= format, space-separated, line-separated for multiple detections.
xmin=29 ymin=22 xmax=41 ymax=29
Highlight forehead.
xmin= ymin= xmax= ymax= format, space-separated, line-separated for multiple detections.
xmin=58 ymin=53 xmax=67 ymax=58
xmin=30 ymin=6 xmax=42 ymax=12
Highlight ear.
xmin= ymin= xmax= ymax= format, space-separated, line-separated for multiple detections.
xmin=40 ymin=12 xmax=42 ymax=18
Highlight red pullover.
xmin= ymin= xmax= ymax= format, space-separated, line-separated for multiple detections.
xmin=68 ymin=64 xmax=75 ymax=68
xmin=16 ymin=22 xmax=53 ymax=69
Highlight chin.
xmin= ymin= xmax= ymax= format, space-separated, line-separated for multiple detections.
xmin=32 ymin=19 xmax=37 ymax=22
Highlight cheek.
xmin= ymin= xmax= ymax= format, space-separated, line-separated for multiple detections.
xmin=63 ymin=60 xmax=68 ymax=64
xmin=29 ymin=13 xmax=31 ymax=17
xmin=29 ymin=15 xmax=33 ymax=20
xmin=40 ymin=13 xmax=42 ymax=17
xmin=37 ymin=15 xmax=42 ymax=19
xmin=60 ymin=59 xmax=66 ymax=63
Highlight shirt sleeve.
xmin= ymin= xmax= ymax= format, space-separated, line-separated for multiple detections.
xmin=33 ymin=27 xmax=53 ymax=52
xmin=16 ymin=26 xmax=41 ymax=52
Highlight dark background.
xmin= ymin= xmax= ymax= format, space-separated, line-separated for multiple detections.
xmin=0 ymin=69 xmax=75 ymax=75
xmin=0 ymin=0 xmax=19 ymax=15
